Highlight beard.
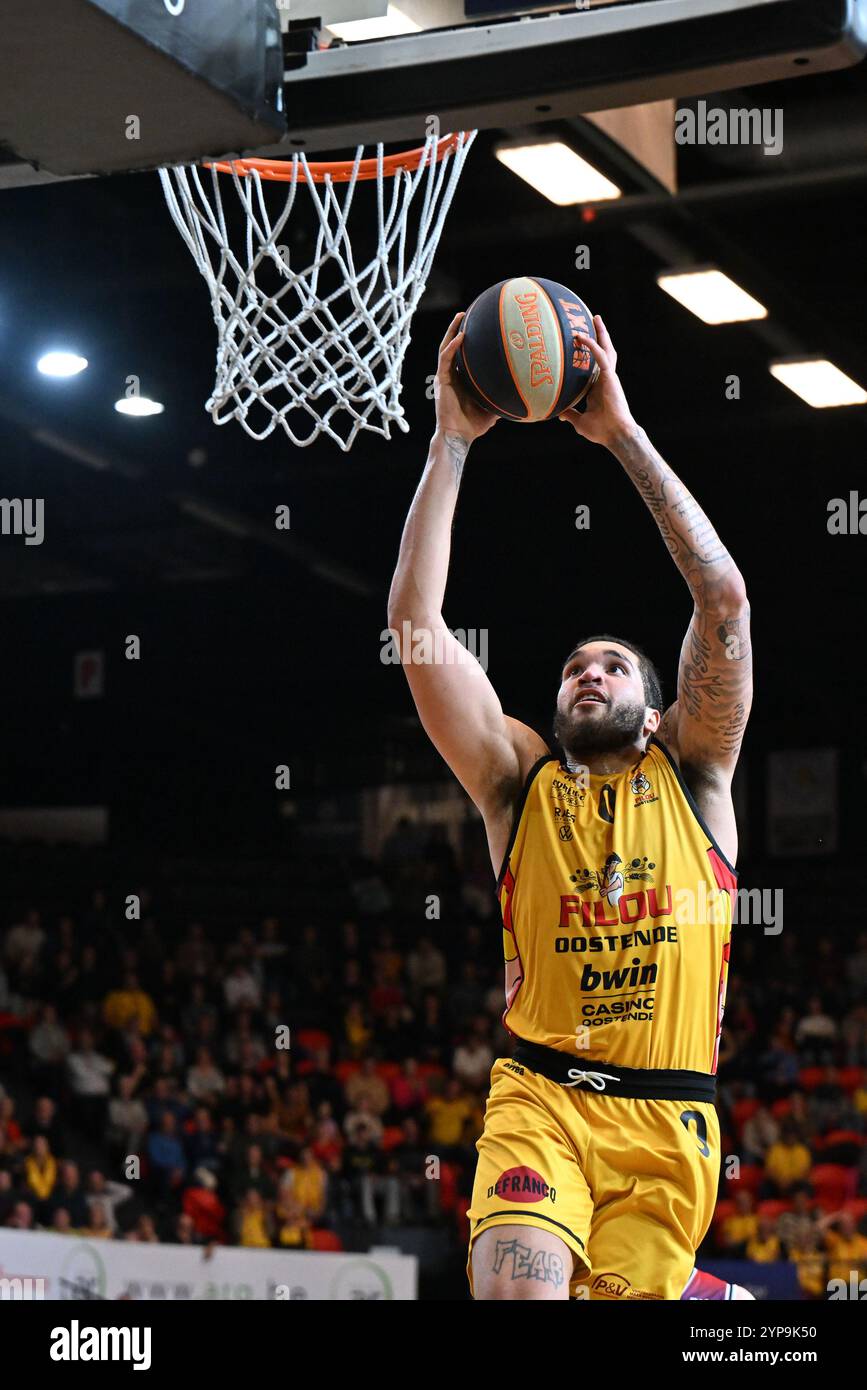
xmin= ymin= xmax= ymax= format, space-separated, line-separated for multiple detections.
xmin=553 ymin=697 xmax=648 ymax=759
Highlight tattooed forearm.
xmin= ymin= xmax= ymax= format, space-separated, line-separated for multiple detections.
xmin=611 ymin=425 xmax=741 ymax=604
xmin=492 ymin=1238 xmax=566 ymax=1287
xmin=442 ymin=431 xmax=470 ymax=488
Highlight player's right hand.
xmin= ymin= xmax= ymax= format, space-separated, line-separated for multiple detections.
xmin=434 ymin=312 xmax=499 ymax=442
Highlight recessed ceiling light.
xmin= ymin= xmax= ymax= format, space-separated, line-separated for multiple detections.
xmin=327 ymin=5 xmax=421 ymax=39
xmin=495 ymin=141 xmax=621 ymax=206
xmin=769 ymin=358 xmax=867 ymax=409
xmin=656 ymin=268 xmax=767 ymax=324
xmin=115 ymin=397 xmax=165 ymax=417
xmin=37 ymin=350 xmax=88 ymax=377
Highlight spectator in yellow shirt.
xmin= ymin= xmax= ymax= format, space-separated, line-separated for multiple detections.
xmin=83 ymin=1200 xmax=114 ymax=1240
xmin=425 ymin=1078 xmax=476 ymax=1154
xmin=720 ymin=1189 xmax=758 ymax=1255
xmin=237 ymin=1189 xmax=272 ymax=1248
xmin=343 ymin=1001 xmax=372 ymax=1059
xmin=764 ymin=1124 xmax=812 ymax=1196
xmin=344 ymin=1058 xmax=390 ymax=1118
xmin=275 ymin=1191 xmax=311 ymax=1249
xmin=821 ymin=1211 xmax=867 ymax=1284
xmin=102 ymin=972 xmax=157 ymax=1036
xmin=790 ymin=1235 xmax=826 ymax=1300
xmin=25 ymin=1135 xmax=57 ymax=1202
xmin=288 ymin=1147 xmax=327 ymax=1220
xmin=746 ymin=1216 xmax=781 ymax=1263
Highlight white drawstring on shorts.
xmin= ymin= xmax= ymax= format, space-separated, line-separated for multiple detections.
xmin=563 ymin=1069 xmax=621 ymax=1091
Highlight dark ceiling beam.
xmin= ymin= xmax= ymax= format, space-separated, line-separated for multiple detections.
xmin=453 ymin=158 xmax=867 ymax=248
xmin=171 ymin=495 xmax=377 ymax=598
xmin=0 ymin=394 xmax=378 ymax=598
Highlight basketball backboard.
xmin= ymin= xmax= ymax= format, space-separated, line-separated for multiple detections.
xmin=0 ymin=0 xmax=864 ymax=186
xmin=263 ymin=0 xmax=867 ymax=156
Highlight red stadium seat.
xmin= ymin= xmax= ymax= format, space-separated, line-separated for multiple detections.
xmin=712 ymin=1199 xmax=737 ymax=1229
xmin=334 ymin=1060 xmax=361 ymax=1084
xmin=810 ymin=1164 xmax=857 ymax=1210
xmin=296 ymin=1029 xmax=332 ymax=1054
xmin=731 ymin=1099 xmax=760 ymax=1133
xmin=822 ymin=1130 xmax=864 ymax=1150
xmin=843 ymin=1198 xmax=867 ymax=1222
xmin=381 ymin=1126 xmax=405 ymax=1152
xmin=770 ymin=1098 xmax=793 ymax=1120
xmin=417 ymin=1062 xmax=447 ymax=1081
xmin=837 ymin=1067 xmax=864 ymax=1095
xmin=757 ymin=1199 xmax=791 ymax=1221
xmin=438 ymin=1161 xmax=459 ymax=1213
xmin=309 ymin=1228 xmax=343 ymax=1252
xmin=728 ymin=1164 xmax=763 ymax=1196
xmin=375 ymin=1062 xmax=402 ymax=1083
xmin=797 ymin=1067 xmax=825 ymax=1091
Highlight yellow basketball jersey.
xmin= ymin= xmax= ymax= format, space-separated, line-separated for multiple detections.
xmin=497 ymin=738 xmax=736 ymax=1073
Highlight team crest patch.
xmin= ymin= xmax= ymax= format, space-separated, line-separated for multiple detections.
xmin=631 ymin=769 xmax=659 ymax=806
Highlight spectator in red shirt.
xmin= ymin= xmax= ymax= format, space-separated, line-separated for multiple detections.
xmin=390 ymin=1058 xmax=428 ymax=1118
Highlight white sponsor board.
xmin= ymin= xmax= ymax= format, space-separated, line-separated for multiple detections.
xmin=0 ymin=1230 xmax=417 ymax=1300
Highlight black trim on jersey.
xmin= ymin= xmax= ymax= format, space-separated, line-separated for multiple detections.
xmin=650 ymin=735 xmax=738 ymax=880
xmin=513 ymin=1038 xmax=717 ymax=1102
xmin=496 ymin=754 xmax=555 ymax=892
xmin=473 ymin=1210 xmax=586 ymax=1252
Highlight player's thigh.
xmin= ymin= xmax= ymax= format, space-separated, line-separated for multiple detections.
xmin=466 ymin=1060 xmax=593 ymax=1297
xmin=472 ymin=1222 xmax=574 ymax=1300
xmin=578 ymin=1098 xmax=720 ymax=1301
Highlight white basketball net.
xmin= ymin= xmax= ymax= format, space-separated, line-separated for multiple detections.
xmin=159 ymin=132 xmax=475 ymax=451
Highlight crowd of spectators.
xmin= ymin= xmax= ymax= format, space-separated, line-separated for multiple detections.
xmin=1 ymin=821 xmax=866 ymax=1296
xmin=710 ymin=925 xmax=867 ymax=1292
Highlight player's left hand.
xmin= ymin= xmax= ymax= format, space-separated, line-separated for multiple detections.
xmin=558 ymin=315 xmax=636 ymax=448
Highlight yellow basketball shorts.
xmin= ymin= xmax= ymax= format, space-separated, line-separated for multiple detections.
xmin=467 ymin=1057 xmax=720 ymax=1300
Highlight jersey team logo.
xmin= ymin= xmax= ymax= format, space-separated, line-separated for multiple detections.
xmin=488 ymin=1166 xmax=557 ymax=1204
xmin=568 ymin=851 xmax=657 ymax=902
xmin=630 ymin=769 xmax=659 ymax=807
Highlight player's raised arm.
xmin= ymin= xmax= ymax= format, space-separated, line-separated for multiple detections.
xmin=387 ymin=315 xmax=546 ymax=825
xmin=560 ymin=316 xmax=752 ymax=785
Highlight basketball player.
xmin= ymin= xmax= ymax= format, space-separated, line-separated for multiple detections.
xmin=387 ymin=312 xmax=752 ymax=1300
